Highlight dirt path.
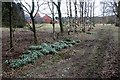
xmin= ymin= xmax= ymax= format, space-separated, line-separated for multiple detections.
xmin=13 ymin=26 xmax=119 ymax=78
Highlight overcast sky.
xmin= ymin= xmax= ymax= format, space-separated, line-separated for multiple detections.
xmin=21 ymin=0 xmax=116 ymax=17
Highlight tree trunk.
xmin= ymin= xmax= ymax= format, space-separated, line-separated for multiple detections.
xmin=31 ymin=15 xmax=37 ymax=44
xmin=52 ymin=2 xmax=55 ymax=40
xmin=69 ymin=0 xmax=72 ymax=33
xmin=52 ymin=1 xmax=63 ymax=33
xmin=74 ymin=0 xmax=77 ymax=33
xmin=58 ymin=8 xmax=63 ymax=33
xmin=79 ymin=2 xmax=81 ymax=28
xmin=52 ymin=13 xmax=55 ymax=39
xmin=102 ymin=2 xmax=105 ymax=26
xmin=57 ymin=2 xmax=63 ymax=33
xmin=83 ymin=2 xmax=86 ymax=32
xmin=66 ymin=0 xmax=70 ymax=35
xmin=93 ymin=1 xmax=95 ymax=27
xmin=80 ymin=2 xmax=84 ymax=32
xmin=9 ymin=2 xmax=13 ymax=50
xmin=52 ymin=15 xmax=55 ymax=39
xmin=81 ymin=2 xmax=84 ymax=25
xmin=118 ymin=1 xmax=120 ymax=26
xmin=58 ymin=9 xmax=63 ymax=32
xmin=89 ymin=2 xmax=92 ymax=30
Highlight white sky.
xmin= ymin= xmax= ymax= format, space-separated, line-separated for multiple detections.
xmin=21 ymin=0 xmax=113 ymax=17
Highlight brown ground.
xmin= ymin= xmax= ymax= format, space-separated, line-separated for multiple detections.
xmin=2 ymin=25 xmax=120 ymax=78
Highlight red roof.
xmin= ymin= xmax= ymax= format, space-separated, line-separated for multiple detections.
xmin=42 ymin=14 xmax=52 ymax=23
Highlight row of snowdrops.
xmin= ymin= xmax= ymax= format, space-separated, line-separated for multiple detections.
xmin=4 ymin=39 xmax=81 ymax=69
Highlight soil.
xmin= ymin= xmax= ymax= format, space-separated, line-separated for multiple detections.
xmin=2 ymin=25 xmax=120 ymax=78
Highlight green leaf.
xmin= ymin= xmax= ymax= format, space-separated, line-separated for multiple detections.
xmin=40 ymin=48 xmax=50 ymax=55
xmin=23 ymin=50 xmax=32 ymax=54
xmin=28 ymin=45 xmax=42 ymax=50
xmin=41 ymin=43 xmax=48 ymax=48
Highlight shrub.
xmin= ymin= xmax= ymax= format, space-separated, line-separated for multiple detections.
xmin=40 ymin=48 xmax=50 ymax=55
xmin=4 ymin=39 xmax=81 ymax=68
xmin=50 ymin=44 xmax=62 ymax=51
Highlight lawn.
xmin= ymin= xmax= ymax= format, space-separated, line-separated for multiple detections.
xmin=1 ymin=23 xmax=61 ymax=32
xmin=24 ymin=23 xmax=61 ymax=32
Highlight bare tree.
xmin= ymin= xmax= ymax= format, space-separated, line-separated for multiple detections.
xmin=89 ymin=2 xmax=93 ymax=30
xmin=86 ymin=1 xmax=90 ymax=30
xmin=70 ymin=0 xmax=73 ymax=31
xmin=78 ymin=1 xmax=95 ymax=32
xmin=66 ymin=0 xmax=70 ymax=35
xmin=74 ymin=0 xmax=78 ymax=33
xmin=48 ymin=0 xmax=56 ymax=40
xmin=101 ymin=2 xmax=105 ymax=25
xmin=3 ymin=2 xmax=14 ymax=50
xmin=9 ymin=2 xmax=13 ymax=50
xmin=83 ymin=1 xmax=87 ymax=32
xmin=118 ymin=1 xmax=120 ymax=26
xmin=111 ymin=1 xmax=120 ymax=26
xmin=79 ymin=1 xmax=84 ymax=32
xmin=68 ymin=0 xmax=72 ymax=35
xmin=93 ymin=1 xmax=95 ymax=27
xmin=52 ymin=0 xmax=64 ymax=33
xmin=78 ymin=1 xmax=82 ymax=28
xmin=101 ymin=0 xmax=120 ymax=26
xmin=19 ymin=0 xmax=40 ymax=44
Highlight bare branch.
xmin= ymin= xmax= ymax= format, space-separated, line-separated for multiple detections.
xmin=50 ymin=0 xmax=58 ymax=8
xmin=33 ymin=1 xmax=40 ymax=18
xmin=48 ymin=1 xmax=52 ymax=13
xmin=24 ymin=9 xmax=30 ymax=13
xmin=25 ymin=21 xmax=34 ymax=31
xmin=19 ymin=1 xmax=30 ymax=14
xmin=31 ymin=0 xmax=35 ymax=15
xmin=23 ymin=0 xmax=31 ymax=11
xmin=34 ymin=1 xmax=48 ymax=18
xmin=110 ymin=1 xmax=117 ymax=16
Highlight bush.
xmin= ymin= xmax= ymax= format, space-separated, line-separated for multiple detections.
xmin=41 ymin=43 xmax=58 ymax=54
xmin=50 ymin=44 xmax=62 ymax=51
xmin=44 ymin=46 xmax=57 ymax=54
xmin=40 ymin=48 xmax=50 ymax=55
xmin=59 ymin=42 xmax=69 ymax=49
xmin=9 ymin=50 xmax=44 ymax=68
xmin=4 ymin=39 xmax=81 ymax=68
xmin=34 ymin=51 xmax=44 ymax=57
xmin=9 ymin=59 xmax=23 ymax=68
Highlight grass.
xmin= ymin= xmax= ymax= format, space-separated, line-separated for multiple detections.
xmin=2 ymin=24 xmax=118 ymax=33
xmin=35 ymin=23 xmax=60 ymax=32
xmin=1 ymin=23 xmax=60 ymax=32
